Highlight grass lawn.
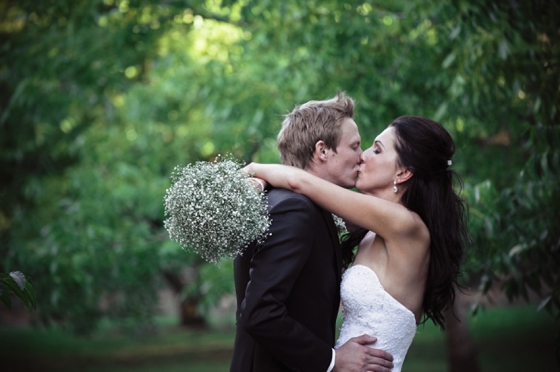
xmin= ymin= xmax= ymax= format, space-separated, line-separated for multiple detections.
xmin=0 ymin=305 xmax=557 ymax=372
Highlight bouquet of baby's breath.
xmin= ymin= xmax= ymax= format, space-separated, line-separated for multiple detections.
xmin=164 ymin=155 xmax=271 ymax=264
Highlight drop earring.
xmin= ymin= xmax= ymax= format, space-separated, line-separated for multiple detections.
xmin=393 ymin=180 xmax=398 ymax=193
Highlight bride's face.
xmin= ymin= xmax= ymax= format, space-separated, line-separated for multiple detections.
xmin=355 ymin=126 xmax=400 ymax=195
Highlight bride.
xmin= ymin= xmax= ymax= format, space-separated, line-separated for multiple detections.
xmin=244 ymin=115 xmax=469 ymax=371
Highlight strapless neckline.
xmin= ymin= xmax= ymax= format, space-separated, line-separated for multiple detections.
xmin=347 ymin=264 xmax=416 ymax=321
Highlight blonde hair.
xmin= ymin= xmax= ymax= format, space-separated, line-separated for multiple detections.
xmin=277 ymin=92 xmax=355 ymax=169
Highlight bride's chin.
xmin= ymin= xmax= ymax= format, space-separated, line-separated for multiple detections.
xmin=355 ymin=178 xmax=373 ymax=194
xmin=354 ymin=179 xmax=364 ymax=192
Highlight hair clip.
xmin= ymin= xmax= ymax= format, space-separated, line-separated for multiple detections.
xmin=447 ymin=160 xmax=452 ymax=166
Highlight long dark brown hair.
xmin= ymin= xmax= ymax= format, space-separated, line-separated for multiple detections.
xmin=341 ymin=116 xmax=469 ymax=329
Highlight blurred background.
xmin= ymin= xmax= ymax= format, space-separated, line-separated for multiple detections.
xmin=0 ymin=0 xmax=559 ymax=371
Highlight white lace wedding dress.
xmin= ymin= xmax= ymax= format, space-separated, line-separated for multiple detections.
xmin=335 ymin=264 xmax=417 ymax=372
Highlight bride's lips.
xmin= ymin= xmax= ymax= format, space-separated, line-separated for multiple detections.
xmin=356 ymin=167 xmax=366 ymax=180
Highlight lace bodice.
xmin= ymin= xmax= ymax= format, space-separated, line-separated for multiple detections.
xmin=335 ymin=265 xmax=417 ymax=372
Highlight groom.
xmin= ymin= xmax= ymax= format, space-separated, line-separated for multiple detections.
xmin=230 ymin=92 xmax=393 ymax=372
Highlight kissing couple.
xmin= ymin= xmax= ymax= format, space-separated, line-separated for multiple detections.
xmin=230 ymin=92 xmax=469 ymax=372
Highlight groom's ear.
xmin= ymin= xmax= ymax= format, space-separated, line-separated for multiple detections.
xmin=314 ymin=140 xmax=329 ymax=162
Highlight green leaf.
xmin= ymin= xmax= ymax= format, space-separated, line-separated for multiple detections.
xmin=508 ymin=244 xmax=527 ymax=257
xmin=9 ymin=271 xmax=26 ymax=291
xmin=537 ymin=295 xmax=551 ymax=312
xmin=442 ymin=53 xmax=455 ymax=69
xmin=1 ymin=275 xmax=34 ymax=310
xmin=2 ymin=277 xmax=22 ymax=297
xmin=498 ymin=40 xmax=510 ymax=60
xmin=24 ymin=282 xmax=38 ymax=310
xmin=433 ymin=102 xmax=447 ymax=121
xmin=449 ymin=26 xmax=461 ymax=40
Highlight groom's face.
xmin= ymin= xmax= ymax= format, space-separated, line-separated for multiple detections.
xmin=322 ymin=118 xmax=362 ymax=189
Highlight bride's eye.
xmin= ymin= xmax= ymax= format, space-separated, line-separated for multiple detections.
xmin=373 ymin=147 xmax=380 ymax=154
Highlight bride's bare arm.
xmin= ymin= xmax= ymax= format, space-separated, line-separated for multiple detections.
xmin=243 ymin=163 xmax=420 ymax=240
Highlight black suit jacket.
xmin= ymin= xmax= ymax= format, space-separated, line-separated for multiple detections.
xmin=230 ymin=188 xmax=342 ymax=372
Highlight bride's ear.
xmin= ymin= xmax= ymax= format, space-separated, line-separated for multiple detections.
xmin=396 ymin=167 xmax=413 ymax=184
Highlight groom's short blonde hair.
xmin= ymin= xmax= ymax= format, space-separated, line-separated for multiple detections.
xmin=277 ymin=92 xmax=355 ymax=170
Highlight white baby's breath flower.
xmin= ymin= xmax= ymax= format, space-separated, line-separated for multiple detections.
xmin=332 ymin=214 xmax=347 ymax=234
xmin=163 ymin=155 xmax=271 ymax=264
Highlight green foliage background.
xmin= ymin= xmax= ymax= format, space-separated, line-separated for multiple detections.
xmin=1 ymin=0 xmax=558 ymax=332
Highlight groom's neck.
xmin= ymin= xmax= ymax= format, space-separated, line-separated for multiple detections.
xmin=305 ymin=164 xmax=332 ymax=184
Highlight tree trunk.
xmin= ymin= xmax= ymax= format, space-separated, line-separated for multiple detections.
xmin=179 ymin=296 xmax=207 ymax=328
xmin=445 ymin=299 xmax=481 ymax=372
xmin=161 ymin=270 xmax=207 ymax=329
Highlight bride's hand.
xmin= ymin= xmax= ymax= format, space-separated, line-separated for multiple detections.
xmin=247 ymin=177 xmax=267 ymax=192
xmin=243 ymin=163 xmax=267 ymax=192
xmin=242 ymin=162 xmax=258 ymax=177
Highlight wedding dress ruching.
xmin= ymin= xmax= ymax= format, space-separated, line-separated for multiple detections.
xmin=335 ymin=265 xmax=417 ymax=372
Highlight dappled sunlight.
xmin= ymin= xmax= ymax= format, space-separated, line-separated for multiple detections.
xmin=158 ymin=10 xmax=244 ymax=65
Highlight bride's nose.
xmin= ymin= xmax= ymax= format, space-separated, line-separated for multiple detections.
xmin=360 ymin=149 xmax=369 ymax=162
